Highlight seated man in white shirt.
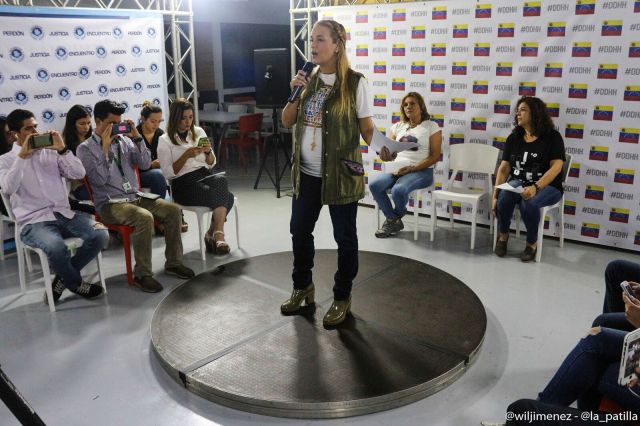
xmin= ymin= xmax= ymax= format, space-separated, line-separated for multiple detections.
xmin=0 ymin=109 xmax=109 ymax=304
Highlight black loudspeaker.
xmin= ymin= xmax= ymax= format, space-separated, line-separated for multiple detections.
xmin=254 ymin=48 xmax=290 ymax=108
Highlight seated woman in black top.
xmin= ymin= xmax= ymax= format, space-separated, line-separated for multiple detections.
xmin=492 ymin=96 xmax=565 ymax=262
xmin=62 ymin=105 xmax=95 ymax=213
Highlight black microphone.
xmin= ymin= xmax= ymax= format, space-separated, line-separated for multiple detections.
xmin=287 ymin=62 xmax=316 ymax=103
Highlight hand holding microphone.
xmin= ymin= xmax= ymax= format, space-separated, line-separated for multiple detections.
xmin=288 ymin=62 xmax=316 ymax=103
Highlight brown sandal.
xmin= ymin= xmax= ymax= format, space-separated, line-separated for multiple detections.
xmin=180 ymin=213 xmax=189 ymax=233
xmin=213 ymin=231 xmax=230 ymax=255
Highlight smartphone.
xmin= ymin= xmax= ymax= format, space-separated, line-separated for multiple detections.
xmin=621 ymin=281 xmax=638 ymax=302
xmin=111 ymin=122 xmax=132 ymax=136
xmin=197 ymin=137 xmax=210 ymax=147
xmin=29 ymin=133 xmax=54 ymax=149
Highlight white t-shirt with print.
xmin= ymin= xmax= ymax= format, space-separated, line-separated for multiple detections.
xmin=391 ymin=120 xmax=441 ymax=167
xmin=299 ymin=73 xmax=372 ymax=177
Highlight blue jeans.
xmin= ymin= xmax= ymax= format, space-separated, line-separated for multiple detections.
xmin=20 ymin=212 xmax=109 ymax=290
xmin=538 ymin=326 xmax=640 ymax=412
xmin=290 ymin=173 xmax=358 ymax=301
xmin=603 ymin=259 xmax=640 ymax=314
xmin=140 ymin=168 xmax=167 ymax=199
xmin=369 ymin=168 xmax=433 ymax=219
xmin=496 ymin=179 xmax=562 ymax=244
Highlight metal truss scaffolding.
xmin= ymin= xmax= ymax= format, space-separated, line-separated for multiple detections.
xmin=0 ymin=0 xmax=198 ymax=111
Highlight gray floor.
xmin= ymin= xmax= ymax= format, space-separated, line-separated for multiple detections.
xmin=0 ymin=169 xmax=637 ymax=426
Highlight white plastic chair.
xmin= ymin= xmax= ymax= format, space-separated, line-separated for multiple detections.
xmin=492 ymin=154 xmax=572 ymax=262
xmin=227 ymin=104 xmax=248 ymax=113
xmin=0 ymin=210 xmax=12 ymax=261
xmin=373 ymin=161 xmax=435 ymax=240
xmin=170 ymin=186 xmax=241 ymax=260
xmin=0 ymin=191 xmax=107 ymax=312
xmin=430 ymin=144 xmax=500 ymax=249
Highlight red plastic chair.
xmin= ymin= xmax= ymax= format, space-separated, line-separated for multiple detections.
xmin=220 ymin=113 xmax=263 ymax=171
xmin=84 ymin=166 xmax=145 ymax=286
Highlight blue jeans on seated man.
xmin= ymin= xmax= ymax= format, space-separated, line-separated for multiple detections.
xmin=140 ymin=168 xmax=167 ymax=200
xmin=496 ymin=179 xmax=562 ymax=244
xmin=20 ymin=212 xmax=109 ymax=291
xmin=369 ymin=168 xmax=433 ymax=219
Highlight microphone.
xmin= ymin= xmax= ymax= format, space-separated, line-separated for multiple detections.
xmin=287 ymin=61 xmax=316 ymax=103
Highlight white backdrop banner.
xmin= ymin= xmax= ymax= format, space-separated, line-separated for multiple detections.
xmin=321 ymin=0 xmax=640 ymax=252
xmin=0 ymin=6 xmax=168 ymax=130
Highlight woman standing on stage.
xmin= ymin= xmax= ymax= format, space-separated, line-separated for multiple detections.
xmin=280 ymin=19 xmax=374 ymax=326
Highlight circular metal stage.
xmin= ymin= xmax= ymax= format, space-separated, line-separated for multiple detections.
xmin=151 ymin=250 xmax=486 ymax=418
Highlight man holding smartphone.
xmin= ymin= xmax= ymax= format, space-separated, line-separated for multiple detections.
xmin=0 ymin=109 xmax=109 ymax=304
xmin=76 ymin=100 xmax=194 ymax=293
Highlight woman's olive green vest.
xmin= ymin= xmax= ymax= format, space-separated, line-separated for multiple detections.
xmin=292 ymin=69 xmax=365 ymax=205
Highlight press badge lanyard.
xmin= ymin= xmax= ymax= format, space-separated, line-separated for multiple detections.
xmin=93 ymin=135 xmax=133 ymax=193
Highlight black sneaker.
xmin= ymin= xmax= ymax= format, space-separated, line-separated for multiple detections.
xmin=71 ymin=282 xmax=104 ymax=299
xmin=44 ymin=275 xmax=66 ymax=305
xmin=375 ymin=217 xmax=404 ymax=238
xmin=165 ymin=264 xmax=196 ymax=279
xmin=520 ymin=245 xmax=537 ymax=262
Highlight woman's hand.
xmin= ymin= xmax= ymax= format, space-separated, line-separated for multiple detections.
xmin=290 ymin=69 xmax=309 ymax=91
xmin=379 ymin=146 xmax=395 ymax=162
xmin=151 ymin=159 xmax=161 ymax=169
xmin=183 ymin=147 xmax=202 ymax=159
xmin=521 ymin=185 xmax=537 ymax=200
xmin=394 ymin=166 xmax=416 ymax=177
xmin=491 ymin=198 xmax=498 ymax=217
xmin=623 ymin=293 xmax=640 ymax=328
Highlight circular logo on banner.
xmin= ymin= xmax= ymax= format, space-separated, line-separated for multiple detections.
xmin=14 ymin=91 xmax=28 ymax=105
xmin=36 ymin=68 xmax=50 ymax=82
xmin=42 ymin=110 xmax=55 ymax=124
xmin=78 ymin=66 xmax=90 ymax=79
xmin=133 ymin=81 xmax=143 ymax=94
xmin=147 ymin=27 xmax=156 ymax=38
xmin=84 ymin=105 xmax=93 ymax=115
xmin=131 ymin=45 xmax=142 ymax=57
xmin=58 ymin=87 xmax=71 ymax=101
xmin=112 ymin=27 xmax=123 ymax=39
xmin=74 ymin=26 xmax=86 ymax=39
xmin=96 ymin=46 xmax=107 ymax=59
xmin=98 ymin=84 xmax=109 ymax=97
xmin=115 ymin=64 xmax=127 ymax=77
xmin=149 ymin=63 xmax=159 ymax=74
xmin=121 ymin=101 xmax=130 ymax=113
xmin=10 ymin=47 xmax=24 ymax=62
xmin=153 ymin=98 xmax=161 ymax=106
xmin=30 ymin=26 xmax=44 ymax=40
xmin=55 ymin=47 xmax=68 ymax=61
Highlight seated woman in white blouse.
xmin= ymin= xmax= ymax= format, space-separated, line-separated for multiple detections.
xmin=157 ymin=98 xmax=234 ymax=254
xmin=369 ymin=92 xmax=442 ymax=238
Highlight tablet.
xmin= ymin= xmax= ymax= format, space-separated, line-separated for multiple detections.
xmin=618 ymin=328 xmax=640 ymax=386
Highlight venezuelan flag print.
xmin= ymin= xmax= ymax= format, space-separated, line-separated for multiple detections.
xmin=432 ymin=43 xmax=446 ymax=57
xmin=373 ymin=159 xmax=383 ymax=171
xmin=449 ymin=133 xmax=465 ymax=145
xmin=391 ymin=113 xmax=401 ymax=124
xmin=629 ymin=42 xmax=640 ymax=58
xmin=476 ymin=3 xmax=492 ymax=18
xmin=359 ymin=142 xmax=369 ymax=154
xmin=602 ymin=20 xmax=623 ymax=36
xmin=547 ymin=22 xmax=566 ymax=37
xmin=624 ymin=86 xmax=640 ymax=101
xmin=453 ymin=24 xmax=468 ymax=38
xmin=392 ymin=44 xmax=405 ymax=57
xmin=373 ymin=95 xmax=386 ymax=107
xmin=521 ymin=42 xmax=539 ymax=57
xmin=411 ymin=61 xmax=425 ymax=75
xmin=471 ymin=117 xmax=487 ymax=131
xmin=432 ymin=115 xmax=444 ymax=128
xmin=593 ymin=106 xmax=614 ymax=122
xmin=635 ymin=231 xmax=640 ymax=246
xmin=452 ymin=62 xmax=467 ymax=75
xmin=392 ymin=78 xmax=405 ymax=91
xmin=610 ymin=208 xmax=630 ymax=224
xmin=474 ymin=43 xmax=491 ymax=57
xmin=411 ymin=26 xmax=425 ymax=39
xmin=431 ymin=79 xmax=445 ymax=93
xmin=519 ymin=81 xmax=536 ymax=96
xmin=585 ymin=185 xmax=604 ymax=200
xmin=498 ymin=23 xmax=515 ymax=37
xmin=545 ymin=63 xmax=563 ymax=78
xmin=356 ymin=45 xmax=368 ymax=57
xmin=451 ymin=98 xmax=466 ymax=112
xmin=392 ymin=8 xmax=406 ymax=22
xmin=356 ymin=11 xmax=368 ymax=24
xmin=432 ymin=6 xmax=447 ymax=20
xmin=373 ymin=61 xmax=386 ymax=74
xmin=576 ymin=0 xmax=595 ymax=15
xmin=614 ymin=169 xmax=634 ymax=184
xmin=597 ymin=64 xmax=618 ymax=79
xmin=451 ymin=202 xmax=462 ymax=215
xmin=496 ymin=62 xmax=513 ymax=76
xmin=564 ymin=200 xmax=576 ymax=215
xmin=523 ymin=2 xmax=541 ymax=16
xmin=568 ymin=83 xmax=588 ymax=99
xmin=373 ymin=27 xmax=386 ymax=40
xmin=547 ymin=103 xmax=560 ymax=118
xmin=494 ymin=100 xmax=511 ymax=114
xmin=619 ymin=128 xmax=640 ymax=143
xmin=569 ymin=163 xmax=580 ymax=178
xmin=565 ymin=124 xmax=584 ymax=139
xmin=493 ymin=137 xmax=506 ymax=150
xmin=589 ymin=145 xmax=609 ymax=161
xmin=572 ymin=42 xmax=592 ymax=57
xmin=581 ymin=223 xmax=600 ymax=238
xmin=473 ymin=80 xmax=489 ymax=94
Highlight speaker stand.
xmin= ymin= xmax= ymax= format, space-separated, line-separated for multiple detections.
xmin=254 ymin=106 xmax=292 ymax=198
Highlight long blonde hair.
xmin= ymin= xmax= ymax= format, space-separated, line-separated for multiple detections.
xmin=304 ymin=20 xmax=355 ymax=120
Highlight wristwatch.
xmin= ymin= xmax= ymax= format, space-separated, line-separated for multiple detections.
xmin=533 ymin=182 xmax=540 ymax=192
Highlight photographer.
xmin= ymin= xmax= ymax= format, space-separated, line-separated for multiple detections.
xmin=76 ymin=100 xmax=194 ymax=293
xmin=0 ymin=109 xmax=108 ymax=304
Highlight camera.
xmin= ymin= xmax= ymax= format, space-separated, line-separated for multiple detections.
xmin=197 ymin=137 xmax=210 ymax=147
xmin=111 ymin=122 xmax=132 ymax=136
xmin=29 ymin=133 xmax=54 ymax=149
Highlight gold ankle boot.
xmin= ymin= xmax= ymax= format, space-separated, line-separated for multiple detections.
xmin=322 ymin=296 xmax=351 ymax=326
xmin=280 ymin=283 xmax=315 ymax=314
